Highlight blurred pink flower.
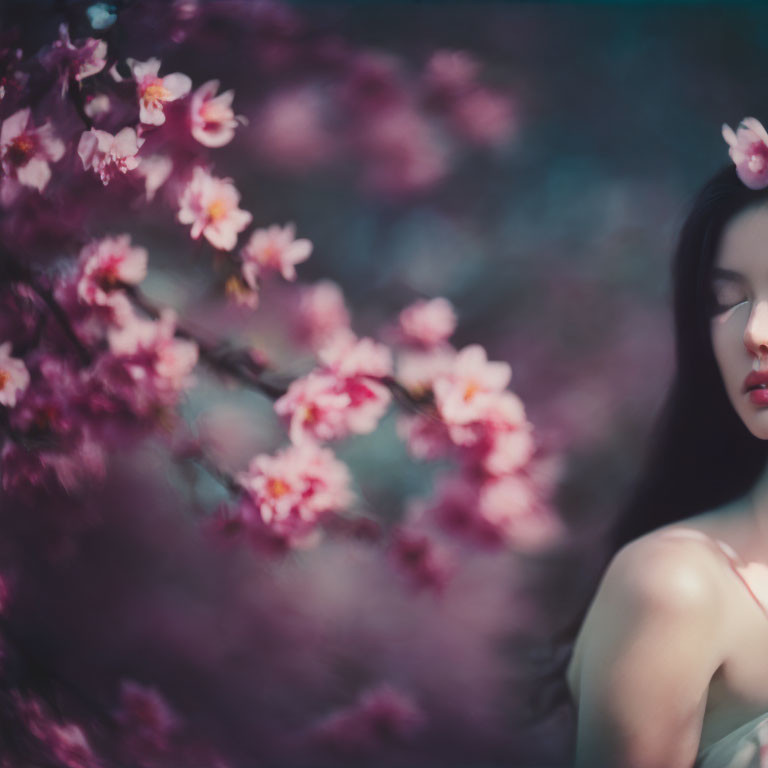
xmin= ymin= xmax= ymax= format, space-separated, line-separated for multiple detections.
xmin=396 ymin=347 xmax=455 ymax=398
xmin=136 ymin=154 xmax=173 ymax=201
xmin=84 ymin=93 xmax=112 ymax=121
xmin=398 ymin=297 xmax=457 ymax=348
xmin=274 ymin=331 xmax=394 ymax=440
xmin=312 ymin=683 xmax=425 ymax=756
xmin=77 ymin=234 xmax=148 ymax=308
xmin=0 ymin=342 xmax=29 ymax=407
xmin=723 ymin=118 xmax=768 ymax=190
xmin=48 ymin=723 xmax=101 ymax=768
xmin=276 ymin=332 xmax=393 ymax=444
xmin=4 ymin=355 xmax=108 ymax=494
xmin=341 ymin=53 xmax=407 ymax=115
xmin=240 ymin=222 xmax=313 ymax=284
xmin=422 ymin=50 xmax=480 ymax=103
xmin=190 ymin=79 xmax=240 ymax=147
xmin=0 ymin=108 xmax=64 ymax=192
xmin=106 ymin=308 xmax=198 ymax=402
xmin=254 ymin=88 xmax=335 ymax=170
xmin=16 ymin=694 xmax=101 ymax=768
xmin=358 ymin=108 xmax=447 ymax=196
xmin=274 ymin=370 xmax=353 ymax=444
xmin=294 ymin=280 xmax=351 ymax=351
xmin=317 ymin=329 xmax=392 ymax=379
xmin=450 ymin=87 xmax=515 ymax=146
xmin=433 ymin=344 xmax=511 ymax=430
xmin=43 ymin=23 xmax=107 ymax=95
xmin=78 ymin=127 xmax=144 ymax=185
xmin=237 ymin=441 xmax=353 ymax=541
xmin=477 ymin=422 xmax=534 ymax=476
xmin=478 ymin=475 xmax=563 ymax=551
xmin=177 ymin=166 xmax=252 ymax=250
xmin=115 ymin=680 xmax=180 ymax=761
xmin=128 ymin=57 xmax=192 ymax=126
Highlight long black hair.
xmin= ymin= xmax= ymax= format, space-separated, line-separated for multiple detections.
xmin=523 ymin=164 xmax=768 ymax=735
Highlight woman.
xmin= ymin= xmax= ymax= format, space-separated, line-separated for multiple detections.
xmin=567 ymin=118 xmax=768 ymax=768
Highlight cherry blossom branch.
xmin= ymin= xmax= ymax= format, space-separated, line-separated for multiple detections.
xmin=0 ymin=256 xmax=92 ymax=367
xmin=124 ymin=285 xmax=287 ymax=400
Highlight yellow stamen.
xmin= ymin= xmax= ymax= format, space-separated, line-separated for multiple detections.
xmin=142 ymin=80 xmax=172 ymax=107
xmin=463 ymin=380 xmax=479 ymax=402
xmin=0 ymin=370 xmax=9 ymax=390
xmin=268 ymin=478 xmax=290 ymax=498
xmin=207 ymin=199 xmax=228 ymax=222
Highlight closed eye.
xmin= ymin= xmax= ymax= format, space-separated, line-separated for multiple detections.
xmin=710 ymin=277 xmax=749 ymax=315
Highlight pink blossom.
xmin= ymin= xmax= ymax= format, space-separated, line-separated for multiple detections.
xmin=478 ymin=475 xmax=563 ymax=551
xmin=84 ymin=93 xmax=112 ymax=121
xmin=422 ymin=50 xmax=480 ymax=103
xmin=312 ymin=683 xmax=425 ymax=756
xmin=48 ymin=723 xmax=101 ymax=768
xmin=432 ymin=344 xmax=511 ymax=431
xmin=398 ymin=297 xmax=457 ymax=348
xmin=136 ymin=154 xmax=173 ymax=201
xmin=77 ymin=127 xmax=144 ymax=185
xmin=43 ymin=24 xmax=107 ymax=95
xmin=0 ymin=108 xmax=64 ymax=191
xmin=272 ymin=331 xmax=393 ymax=442
xmin=317 ymin=329 xmax=392 ymax=379
xmin=254 ymin=88 xmax=335 ymax=170
xmin=190 ymin=79 xmax=240 ymax=147
xmin=723 ymin=118 xmax=768 ymax=190
xmin=77 ymin=235 xmax=148 ymax=308
xmin=357 ymin=108 xmax=447 ymax=196
xmin=396 ymin=347 xmax=455 ymax=398
xmin=450 ymin=87 xmax=514 ymax=146
xmin=422 ymin=472 xmax=550 ymax=549
xmin=0 ymin=342 xmax=29 ymax=407
xmin=237 ymin=441 xmax=353 ymax=542
xmin=477 ymin=423 xmax=534 ymax=476
xmin=240 ymin=223 xmax=312 ymax=284
xmin=5 ymin=355 xmax=107 ymax=495
xmin=274 ymin=370 xmax=353 ymax=444
xmin=341 ymin=53 xmax=407 ymax=114
xmin=127 ymin=57 xmax=192 ymax=126
xmin=177 ymin=166 xmax=252 ymax=250
xmin=115 ymin=680 xmax=180 ymax=760
xmin=294 ymin=280 xmax=351 ymax=350
xmin=105 ymin=308 xmax=198 ymax=409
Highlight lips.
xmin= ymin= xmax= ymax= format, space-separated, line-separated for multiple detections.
xmin=743 ymin=369 xmax=768 ymax=393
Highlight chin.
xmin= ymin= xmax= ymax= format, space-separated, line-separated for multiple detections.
xmin=741 ymin=415 xmax=768 ymax=440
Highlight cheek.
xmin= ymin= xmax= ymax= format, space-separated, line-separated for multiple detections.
xmin=711 ymin=309 xmax=747 ymax=386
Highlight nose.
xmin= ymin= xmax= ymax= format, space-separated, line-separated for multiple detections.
xmin=744 ymin=299 xmax=768 ymax=359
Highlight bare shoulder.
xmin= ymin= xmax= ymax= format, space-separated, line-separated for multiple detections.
xmin=567 ymin=529 xmax=729 ymax=700
xmin=601 ymin=529 xmax=728 ymax=611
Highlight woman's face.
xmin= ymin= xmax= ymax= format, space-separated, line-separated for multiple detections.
xmin=712 ymin=202 xmax=768 ymax=439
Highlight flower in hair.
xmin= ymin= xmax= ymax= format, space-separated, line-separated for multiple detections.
xmin=722 ymin=117 xmax=768 ymax=189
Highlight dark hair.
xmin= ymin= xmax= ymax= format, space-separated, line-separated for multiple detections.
xmin=521 ymin=164 xmax=768 ymax=735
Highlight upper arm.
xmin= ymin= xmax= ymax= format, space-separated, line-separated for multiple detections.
xmin=572 ymin=535 xmax=729 ymax=768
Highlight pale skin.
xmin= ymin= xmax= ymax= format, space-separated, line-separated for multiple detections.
xmin=567 ymin=201 xmax=768 ymax=768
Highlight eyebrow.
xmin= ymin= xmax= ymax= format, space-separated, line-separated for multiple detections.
xmin=711 ymin=266 xmax=746 ymax=282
